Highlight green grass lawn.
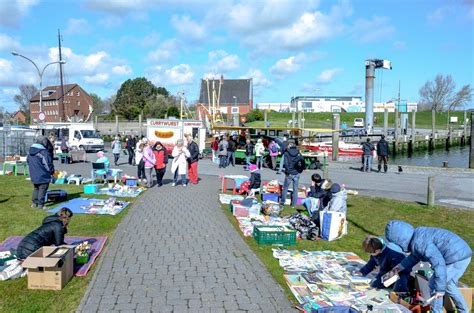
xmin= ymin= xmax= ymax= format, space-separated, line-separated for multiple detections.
xmin=222 ymin=195 xmax=474 ymax=303
xmin=248 ymin=111 xmax=468 ymax=131
xmin=0 ymin=176 xmax=136 ymax=313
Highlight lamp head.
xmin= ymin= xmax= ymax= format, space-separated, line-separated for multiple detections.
xmin=59 ymin=60 xmax=66 ymax=64
xmin=11 ymin=51 xmax=19 ymax=56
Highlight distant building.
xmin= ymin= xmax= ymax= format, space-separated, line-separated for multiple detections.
xmin=256 ymin=102 xmax=291 ymax=112
xmin=196 ymin=78 xmax=253 ymax=123
xmin=30 ymin=84 xmax=93 ymax=123
xmin=290 ymin=96 xmax=417 ymax=113
xmin=11 ymin=111 xmax=27 ymax=123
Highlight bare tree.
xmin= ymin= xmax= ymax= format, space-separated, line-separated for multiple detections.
xmin=419 ymin=75 xmax=472 ymax=112
xmin=13 ymin=84 xmax=38 ymax=123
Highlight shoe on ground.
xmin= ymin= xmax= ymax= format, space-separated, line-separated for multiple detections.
xmin=41 ymin=206 xmax=47 ymax=210
xmin=172 ymin=182 xmax=176 ymax=186
xmin=31 ymin=203 xmax=37 ymax=209
xmin=182 ymin=184 xmax=187 ymax=187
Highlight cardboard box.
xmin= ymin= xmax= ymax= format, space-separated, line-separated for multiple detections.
xmin=22 ymin=246 xmax=74 ymax=290
xmin=443 ymin=285 xmax=472 ymax=313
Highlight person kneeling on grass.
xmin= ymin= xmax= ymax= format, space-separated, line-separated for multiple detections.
xmin=16 ymin=208 xmax=73 ymax=260
xmin=354 ymin=235 xmax=410 ymax=292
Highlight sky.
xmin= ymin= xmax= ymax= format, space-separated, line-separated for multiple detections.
xmin=0 ymin=0 xmax=473 ymax=112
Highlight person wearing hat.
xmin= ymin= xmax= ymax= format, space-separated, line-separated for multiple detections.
xmin=27 ymin=136 xmax=55 ymax=210
xmin=248 ymin=164 xmax=261 ymax=196
xmin=323 ymin=182 xmax=347 ymax=214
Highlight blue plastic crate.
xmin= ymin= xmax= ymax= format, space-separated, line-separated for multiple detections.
xmin=83 ymin=184 xmax=98 ymax=194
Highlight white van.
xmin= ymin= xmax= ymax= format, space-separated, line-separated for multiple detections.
xmin=353 ymin=118 xmax=364 ymax=128
xmin=37 ymin=123 xmax=104 ymax=153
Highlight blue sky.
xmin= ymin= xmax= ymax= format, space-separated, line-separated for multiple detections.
xmin=0 ymin=0 xmax=473 ymax=112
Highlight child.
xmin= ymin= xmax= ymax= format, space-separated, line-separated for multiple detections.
xmin=248 ymin=164 xmax=261 ymax=196
xmin=356 ymin=236 xmax=409 ymax=292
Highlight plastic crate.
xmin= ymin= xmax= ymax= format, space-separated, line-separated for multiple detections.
xmin=125 ymin=179 xmax=138 ymax=186
xmin=253 ymin=226 xmax=296 ymax=246
xmin=83 ymin=184 xmax=98 ymax=194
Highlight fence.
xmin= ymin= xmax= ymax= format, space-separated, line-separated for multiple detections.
xmin=1 ymin=128 xmax=37 ymax=159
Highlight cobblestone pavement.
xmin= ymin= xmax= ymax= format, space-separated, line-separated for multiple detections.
xmin=78 ymin=175 xmax=295 ymax=313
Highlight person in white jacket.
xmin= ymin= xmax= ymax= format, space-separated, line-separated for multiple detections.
xmin=135 ymin=139 xmax=145 ymax=183
xmin=171 ymin=139 xmax=190 ymax=187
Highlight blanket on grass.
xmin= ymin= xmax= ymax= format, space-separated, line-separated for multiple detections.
xmin=48 ymin=197 xmax=129 ymax=215
xmin=0 ymin=236 xmax=107 ymax=277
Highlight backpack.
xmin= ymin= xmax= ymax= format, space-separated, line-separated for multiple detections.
xmin=295 ymin=154 xmax=306 ymax=173
xmin=270 ymin=144 xmax=278 ymax=154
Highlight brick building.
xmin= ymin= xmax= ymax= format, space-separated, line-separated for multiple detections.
xmin=11 ymin=111 xmax=27 ymax=124
xmin=29 ymin=84 xmax=93 ymax=123
xmin=197 ymin=78 xmax=253 ymax=123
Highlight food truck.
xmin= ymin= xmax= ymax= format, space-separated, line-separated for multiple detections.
xmin=146 ymin=119 xmax=206 ymax=154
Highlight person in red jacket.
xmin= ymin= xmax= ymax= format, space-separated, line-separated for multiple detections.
xmin=210 ymin=135 xmax=219 ymax=164
xmin=152 ymin=142 xmax=168 ymax=187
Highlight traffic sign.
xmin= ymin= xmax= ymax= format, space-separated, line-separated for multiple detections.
xmin=38 ymin=111 xmax=46 ymax=122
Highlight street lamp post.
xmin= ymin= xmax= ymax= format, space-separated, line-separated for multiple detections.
xmin=11 ymin=51 xmax=66 ymax=122
xmin=232 ymin=96 xmax=237 ymax=126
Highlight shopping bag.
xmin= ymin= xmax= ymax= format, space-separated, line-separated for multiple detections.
xmin=320 ymin=211 xmax=347 ymax=241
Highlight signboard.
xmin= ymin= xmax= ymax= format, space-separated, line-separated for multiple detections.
xmin=38 ymin=111 xmax=46 ymax=122
xmin=450 ymin=116 xmax=458 ymax=123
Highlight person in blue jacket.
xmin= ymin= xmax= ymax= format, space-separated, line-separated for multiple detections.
xmin=385 ymin=220 xmax=472 ymax=313
xmin=356 ymin=236 xmax=410 ymax=292
xmin=27 ymin=136 xmax=55 ymax=210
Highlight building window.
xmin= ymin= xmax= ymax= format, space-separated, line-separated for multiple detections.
xmin=302 ymin=101 xmax=312 ymax=109
xmin=76 ymin=91 xmax=80 ymax=96
xmin=77 ymin=101 xmax=80 ymax=106
xmin=231 ymin=107 xmax=239 ymax=114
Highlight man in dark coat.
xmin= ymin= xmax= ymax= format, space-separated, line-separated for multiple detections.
xmin=27 ymin=136 xmax=55 ymax=209
xmin=376 ymin=135 xmax=390 ymax=173
xmin=280 ymin=143 xmax=304 ymax=208
xmin=16 ymin=208 xmax=73 ymax=259
xmin=185 ymin=134 xmax=200 ymax=184
xmin=127 ymin=135 xmax=137 ymax=165
xmin=227 ymin=137 xmax=237 ymax=167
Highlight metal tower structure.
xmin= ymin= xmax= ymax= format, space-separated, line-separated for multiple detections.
xmin=365 ymin=59 xmax=392 ymax=134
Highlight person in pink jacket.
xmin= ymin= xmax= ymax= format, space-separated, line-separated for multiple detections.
xmin=142 ymin=140 xmax=156 ymax=188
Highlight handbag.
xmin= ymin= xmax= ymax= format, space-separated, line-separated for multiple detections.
xmin=320 ymin=211 xmax=347 ymax=241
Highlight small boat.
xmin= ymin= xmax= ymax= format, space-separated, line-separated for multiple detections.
xmin=301 ymin=140 xmax=375 ymax=156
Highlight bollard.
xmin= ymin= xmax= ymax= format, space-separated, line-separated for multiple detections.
xmin=427 ymin=176 xmax=435 ymax=206
xmin=442 ymin=161 xmax=448 ymax=168
xmin=323 ymin=152 xmax=329 ymax=179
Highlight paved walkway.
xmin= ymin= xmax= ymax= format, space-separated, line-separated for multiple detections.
xmin=78 ymin=175 xmax=294 ymax=312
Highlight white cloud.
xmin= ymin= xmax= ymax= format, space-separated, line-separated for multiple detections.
xmin=240 ymin=68 xmax=271 ymax=89
xmin=0 ymin=57 xmax=37 ymax=87
xmin=85 ymin=73 xmax=109 ymax=84
xmin=316 ymin=68 xmax=343 ymax=84
xmin=0 ymin=0 xmax=39 ymax=27
xmin=147 ymin=39 xmax=180 ymax=62
xmin=207 ymin=50 xmax=241 ymax=73
xmin=147 ymin=64 xmax=195 ymax=86
xmin=64 ymin=18 xmax=91 ymax=35
xmin=393 ymin=41 xmax=406 ymax=50
xmin=112 ymin=65 xmax=132 ymax=75
xmin=427 ymin=6 xmax=452 ymax=24
xmin=98 ymin=15 xmax=123 ymax=28
xmin=0 ymin=33 xmax=21 ymax=52
xmin=352 ymin=16 xmax=395 ymax=43
xmin=171 ymin=15 xmax=206 ymax=42
xmin=0 ymin=88 xmax=19 ymax=111
xmin=221 ymin=1 xmax=351 ymax=52
xmin=270 ymin=53 xmax=308 ymax=79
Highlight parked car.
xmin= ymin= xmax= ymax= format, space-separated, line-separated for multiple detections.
xmin=353 ymin=118 xmax=364 ymax=128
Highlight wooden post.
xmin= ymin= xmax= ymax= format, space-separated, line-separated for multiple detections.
xmin=429 ymin=109 xmax=436 ymax=150
xmin=94 ymin=115 xmax=98 ymax=130
xmin=332 ymin=114 xmax=340 ymax=161
xmin=323 ymin=153 xmax=329 ymax=179
xmin=411 ymin=110 xmax=416 ymax=139
xmin=427 ymin=176 xmax=435 ymax=206
xmin=115 ymin=115 xmax=119 ymax=135
xmin=383 ymin=108 xmax=388 ymax=137
xmin=462 ymin=110 xmax=467 ymax=145
xmin=393 ymin=109 xmax=399 ymax=154
xmin=139 ymin=114 xmax=143 ymax=137
xmin=264 ymin=110 xmax=268 ymax=124
xmin=470 ymin=112 xmax=474 ymax=169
